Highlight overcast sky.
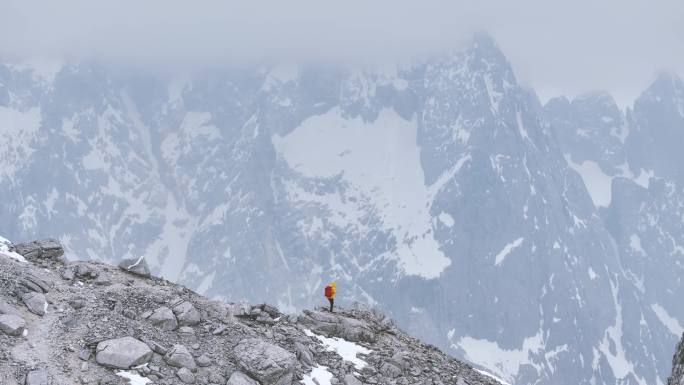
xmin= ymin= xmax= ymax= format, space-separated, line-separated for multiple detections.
xmin=1 ymin=0 xmax=682 ymax=107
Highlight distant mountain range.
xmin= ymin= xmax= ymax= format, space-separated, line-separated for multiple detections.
xmin=1 ymin=33 xmax=683 ymax=385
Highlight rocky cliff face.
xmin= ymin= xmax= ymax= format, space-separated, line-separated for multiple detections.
xmin=0 ymin=238 xmax=503 ymax=385
xmin=1 ymin=33 xmax=683 ymax=385
xmin=668 ymin=333 xmax=684 ymax=385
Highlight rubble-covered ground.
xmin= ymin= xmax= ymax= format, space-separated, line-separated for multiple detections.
xmin=0 ymin=238 xmax=500 ymax=385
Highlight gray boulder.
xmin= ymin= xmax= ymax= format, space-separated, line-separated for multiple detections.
xmin=233 ymin=338 xmax=295 ymax=385
xmin=228 ymin=371 xmax=259 ymax=385
xmin=165 ymin=344 xmax=196 ymax=370
xmin=25 ymin=369 xmax=49 ymax=385
xmin=344 ymin=374 xmax=363 ymax=385
xmin=380 ymin=362 xmax=402 ymax=378
xmin=176 ymin=367 xmax=195 ymax=384
xmin=0 ymin=314 xmax=26 ymax=336
xmin=95 ymin=336 xmax=153 ymax=369
xmin=172 ymin=301 xmax=201 ymax=326
xmin=293 ymin=342 xmax=313 ymax=366
xmin=196 ymin=354 xmax=212 ymax=367
xmin=390 ymin=351 xmax=408 ymax=370
xmin=13 ymin=239 xmax=63 ymax=261
xmin=60 ymin=267 xmax=75 ymax=281
xmin=146 ymin=306 xmax=178 ymax=331
xmin=118 ymin=256 xmax=151 ymax=277
xmin=22 ymin=292 xmax=47 ymax=316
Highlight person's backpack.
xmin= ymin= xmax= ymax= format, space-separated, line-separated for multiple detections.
xmin=324 ymin=285 xmax=333 ymax=298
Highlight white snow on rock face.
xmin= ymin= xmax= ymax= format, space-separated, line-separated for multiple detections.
xmin=629 ymin=234 xmax=645 ymax=255
xmin=437 ymin=212 xmax=455 ymax=227
xmin=454 ymin=331 xmax=544 ymax=383
xmin=300 ymin=365 xmax=333 ymax=385
xmin=563 ymin=155 xmax=655 ymax=209
xmin=304 ymin=329 xmax=371 ymax=369
xmin=564 ymin=156 xmax=613 ymax=208
xmin=0 ymin=235 xmax=27 ymax=263
xmin=272 ymin=107 xmax=451 ymax=279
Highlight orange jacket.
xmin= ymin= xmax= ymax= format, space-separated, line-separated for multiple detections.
xmin=324 ymin=282 xmax=337 ymax=298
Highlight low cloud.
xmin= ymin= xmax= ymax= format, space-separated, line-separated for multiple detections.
xmin=1 ymin=0 xmax=682 ymax=105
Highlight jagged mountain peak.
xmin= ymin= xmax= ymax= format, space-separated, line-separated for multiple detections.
xmin=650 ymin=70 xmax=684 ymax=90
xmin=573 ymin=90 xmax=620 ymax=108
xmin=1 ymin=31 xmax=683 ymax=385
xmin=635 ymin=70 xmax=684 ymax=112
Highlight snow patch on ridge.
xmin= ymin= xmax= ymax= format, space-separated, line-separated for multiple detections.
xmin=0 ymin=235 xmax=27 ymax=263
xmin=272 ymin=107 xmax=451 ymax=279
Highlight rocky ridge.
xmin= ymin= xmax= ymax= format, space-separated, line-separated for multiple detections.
xmin=0 ymin=238 xmax=501 ymax=385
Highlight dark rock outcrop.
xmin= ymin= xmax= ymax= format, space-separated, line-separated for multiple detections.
xmin=668 ymin=333 xmax=684 ymax=384
xmin=13 ymin=239 xmax=64 ymax=261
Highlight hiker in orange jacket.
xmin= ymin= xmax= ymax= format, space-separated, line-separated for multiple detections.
xmin=324 ymin=282 xmax=336 ymax=312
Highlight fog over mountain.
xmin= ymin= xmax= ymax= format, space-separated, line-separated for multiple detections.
xmin=2 ymin=2 xmax=684 ymax=385
xmin=2 ymin=0 xmax=684 ymax=104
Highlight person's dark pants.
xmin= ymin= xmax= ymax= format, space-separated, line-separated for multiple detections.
xmin=328 ymin=297 xmax=334 ymax=312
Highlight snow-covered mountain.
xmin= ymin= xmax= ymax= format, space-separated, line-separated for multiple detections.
xmin=1 ymin=33 xmax=683 ymax=385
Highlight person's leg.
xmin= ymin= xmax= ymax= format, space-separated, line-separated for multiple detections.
xmin=328 ymin=298 xmax=334 ymax=312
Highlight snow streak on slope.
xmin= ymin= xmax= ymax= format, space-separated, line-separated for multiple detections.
xmin=651 ymin=304 xmax=684 ymax=336
xmin=494 ymin=237 xmax=524 ymax=266
xmin=597 ymin=280 xmax=646 ymax=385
xmin=474 ymin=369 xmax=512 ymax=385
xmin=272 ymin=107 xmax=451 ymax=279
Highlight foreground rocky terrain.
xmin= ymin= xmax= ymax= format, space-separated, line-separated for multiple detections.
xmin=0 ymin=238 xmax=501 ymax=385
